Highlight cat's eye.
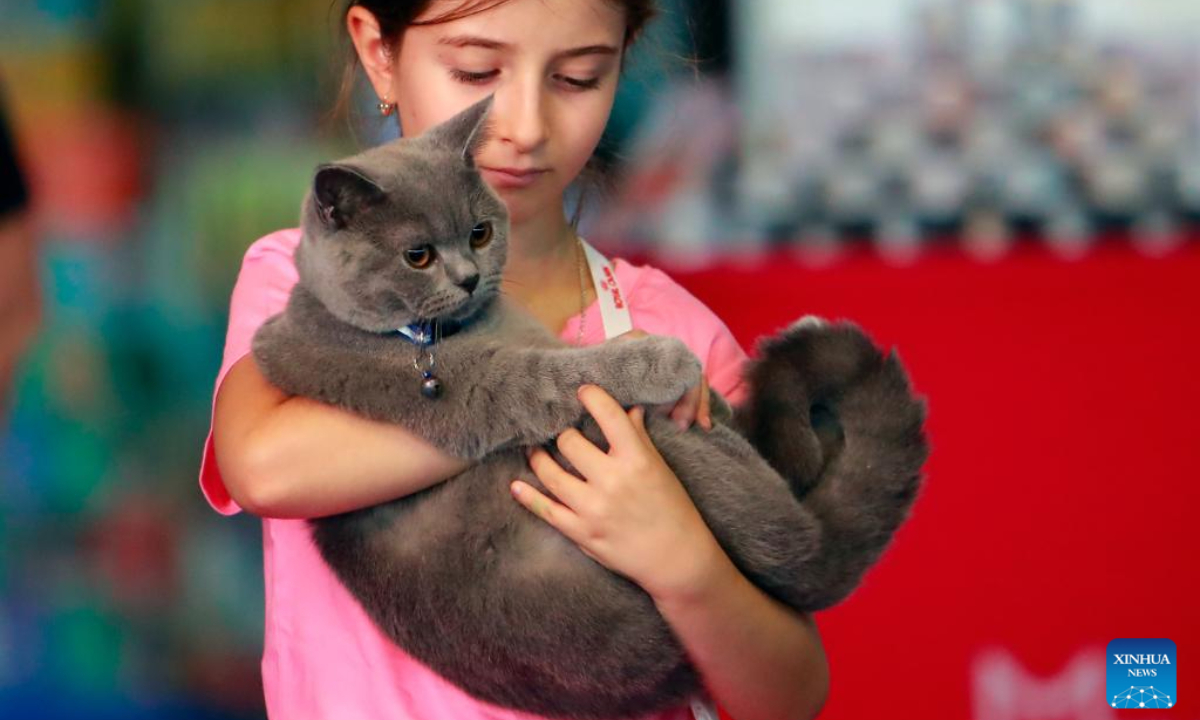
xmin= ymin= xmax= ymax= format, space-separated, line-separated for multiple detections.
xmin=469 ymin=222 xmax=493 ymax=249
xmin=405 ymin=246 xmax=435 ymax=269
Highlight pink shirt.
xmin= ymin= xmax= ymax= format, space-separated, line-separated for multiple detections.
xmin=199 ymin=228 xmax=749 ymax=720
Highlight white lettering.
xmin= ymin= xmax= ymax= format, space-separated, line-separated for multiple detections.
xmin=1113 ymin=654 xmax=1171 ymax=665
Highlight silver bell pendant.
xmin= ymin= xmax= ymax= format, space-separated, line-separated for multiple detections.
xmin=420 ymin=371 xmax=444 ymax=399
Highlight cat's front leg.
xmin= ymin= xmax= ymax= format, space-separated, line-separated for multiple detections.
xmin=255 ymin=319 xmax=700 ymax=460
xmin=475 ymin=335 xmax=703 ymax=448
xmin=589 ymin=334 xmax=705 ymax=407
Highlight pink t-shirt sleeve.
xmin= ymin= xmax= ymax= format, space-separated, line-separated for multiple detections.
xmin=198 ymin=229 xmax=301 ymax=515
xmin=702 ymin=318 xmax=750 ymax=408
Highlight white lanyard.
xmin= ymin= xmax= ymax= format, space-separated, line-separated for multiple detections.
xmin=579 ymin=238 xmax=633 ymax=339
xmin=580 ymin=239 xmax=717 ymax=720
xmin=689 ymin=696 xmax=721 ymax=720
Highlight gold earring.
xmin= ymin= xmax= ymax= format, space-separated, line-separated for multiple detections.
xmin=378 ymin=98 xmax=396 ymax=116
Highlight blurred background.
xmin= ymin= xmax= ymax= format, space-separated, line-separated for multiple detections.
xmin=0 ymin=1 xmax=1195 ymax=719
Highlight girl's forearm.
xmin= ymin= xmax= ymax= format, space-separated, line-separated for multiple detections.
xmin=652 ymin=543 xmax=830 ymax=720
xmin=242 ymin=396 xmax=470 ymax=518
xmin=214 ymin=356 xmax=471 ymax=519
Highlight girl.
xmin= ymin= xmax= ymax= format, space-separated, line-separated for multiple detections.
xmin=200 ymin=1 xmax=830 ymax=718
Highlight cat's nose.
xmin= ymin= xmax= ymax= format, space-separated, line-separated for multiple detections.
xmin=459 ymin=274 xmax=480 ymax=294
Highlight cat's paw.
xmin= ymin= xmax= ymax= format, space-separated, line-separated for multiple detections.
xmin=614 ymin=335 xmax=703 ymax=405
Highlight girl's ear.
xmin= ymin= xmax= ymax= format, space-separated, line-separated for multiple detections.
xmin=313 ymin=165 xmax=385 ymax=230
xmin=423 ymin=94 xmax=496 ymax=167
xmin=345 ymin=6 xmax=396 ymax=101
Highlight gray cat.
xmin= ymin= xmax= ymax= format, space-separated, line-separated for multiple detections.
xmin=252 ymin=95 xmax=929 ymax=719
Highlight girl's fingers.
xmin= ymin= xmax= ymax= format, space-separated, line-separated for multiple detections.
xmin=698 ymin=376 xmax=712 ymax=431
xmin=510 ymin=479 xmax=584 ymax=540
xmin=578 ymin=384 xmax=642 ymax=454
xmin=553 ymin=427 xmax=607 ymax=480
xmin=627 ymin=405 xmax=649 ymax=439
xmin=669 ymin=383 xmax=701 ymax=431
xmin=528 ymin=446 xmax=589 ymax=510
xmin=627 ymin=405 xmax=665 ymax=462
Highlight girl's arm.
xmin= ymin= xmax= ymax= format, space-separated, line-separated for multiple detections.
xmin=213 ymin=354 xmax=470 ymax=519
xmin=651 ymin=543 xmax=830 ymax=720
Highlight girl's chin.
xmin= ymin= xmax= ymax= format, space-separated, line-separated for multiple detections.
xmin=496 ymin=190 xmax=561 ymax=227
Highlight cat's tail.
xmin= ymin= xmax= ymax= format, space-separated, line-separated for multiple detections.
xmin=734 ymin=316 xmax=930 ymax=611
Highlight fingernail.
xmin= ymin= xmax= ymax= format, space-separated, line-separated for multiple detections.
xmin=510 ymin=481 xmax=523 ymax=497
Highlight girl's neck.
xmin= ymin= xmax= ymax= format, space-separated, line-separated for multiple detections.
xmin=502 ymin=207 xmax=580 ymax=302
xmin=500 ymin=205 xmax=596 ymax=333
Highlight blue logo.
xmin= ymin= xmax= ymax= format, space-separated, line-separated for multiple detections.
xmin=1107 ymin=639 xmax=1176 ymax=709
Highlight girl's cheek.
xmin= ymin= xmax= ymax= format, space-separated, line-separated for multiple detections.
xmin=569 ymin=93 xmax=615 ymax=142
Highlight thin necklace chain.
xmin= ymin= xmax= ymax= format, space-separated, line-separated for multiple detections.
xmin=574 ymin=233 xmax=587 ymax=346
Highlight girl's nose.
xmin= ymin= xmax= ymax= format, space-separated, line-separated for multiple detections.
xmin=492 ymin=76 xmax=549 ymax=154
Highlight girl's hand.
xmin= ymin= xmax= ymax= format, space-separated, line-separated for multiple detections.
xmin=510 ymin=384 xmax=727 ymax=603
xmin=615 ymin=329 xmax=712 ymax=431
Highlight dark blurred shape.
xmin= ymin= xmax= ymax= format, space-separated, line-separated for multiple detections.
xmin=0 ymin=84 xmax=29 ymax=216
xmin=690 ymin=0 xmax=732 ymax=75
xmin=0 ymin=77 xmax=41 ymax=410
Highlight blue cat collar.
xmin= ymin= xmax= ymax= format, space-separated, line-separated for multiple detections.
xmin=393 ymin=318 xmax=470 ymax=346
xmin=393 ymin=304 xmax=491 ymax=346
xmin=396 ymin=322 xmax=437 ymax=346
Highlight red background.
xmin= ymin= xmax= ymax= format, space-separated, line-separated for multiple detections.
xmin=659 ymin=240 xmax=1199 ymax=720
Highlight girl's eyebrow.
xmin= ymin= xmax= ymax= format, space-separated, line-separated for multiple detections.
xmin=436 ymin=34 xmax=618 ymax=59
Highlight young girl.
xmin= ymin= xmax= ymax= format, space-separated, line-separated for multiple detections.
xmin=200 ymin=1 xmax=830 ymax=718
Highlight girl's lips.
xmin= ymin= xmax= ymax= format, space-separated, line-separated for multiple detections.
xmin=480 ymin=167 xmax=548 ymax=189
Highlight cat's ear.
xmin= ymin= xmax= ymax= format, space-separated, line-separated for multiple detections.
xmin=423 ymin=94 xmax=495 ymax=167
xmin=312 ymin=164 xmax=386 ymax=230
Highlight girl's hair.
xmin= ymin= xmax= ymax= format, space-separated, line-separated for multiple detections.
xmin=327 ymin=0 xmax=660 ymax=229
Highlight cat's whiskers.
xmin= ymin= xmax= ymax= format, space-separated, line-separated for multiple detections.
xmin=478 ymin=278 xmax=503 ymax=297
xmin=418 ymin=290 xmax=458 ymax=319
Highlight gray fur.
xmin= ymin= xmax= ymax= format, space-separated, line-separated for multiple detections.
xmin=252 ymin=95 xmax=930 ymax=719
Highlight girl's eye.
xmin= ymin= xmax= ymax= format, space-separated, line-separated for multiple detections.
xmin=469 ymin=221 xmax=493 ymax=249
xmin=555 ymin=75 xmax=601 ymax=91
xmin=449 ymin=68 xmax=600 ymax=92
xmin=405 ymin=246 xmax=435 ymax=269
xmin=450 ymin=69 xmax=498 ymax=85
